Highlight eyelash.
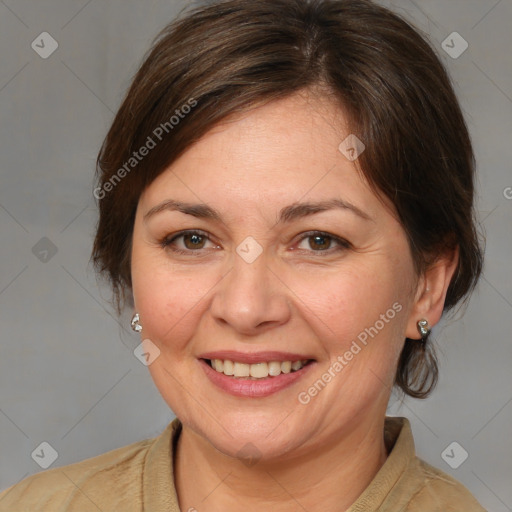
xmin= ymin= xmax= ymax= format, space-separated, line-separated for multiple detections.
xmin=159 ymin=230 xmax=351 ymax=256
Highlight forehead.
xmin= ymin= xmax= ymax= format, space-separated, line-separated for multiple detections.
xmin=138 ymin=92 xmax=383 ymax=220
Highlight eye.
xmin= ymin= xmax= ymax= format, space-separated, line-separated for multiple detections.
xmin=160 ymin=230 xmax=219 ymax=253
xmin=295 ymin=231 xmax=350 ymax=253
xmin=159 ymin=229 xmax=349 ymax=256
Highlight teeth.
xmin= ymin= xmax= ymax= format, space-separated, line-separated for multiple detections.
xmin=250 ymin=362 xmax=268 ymax=378
xmin=233 ymin=362 xmax=250 ymax=377
xmin=223 ymin=359 xmax=234 ymax=376
xmin=268 ymin=361 xmax=281 ymax=376
xmin=291 ymin=361 xmax=302 ymax=371
xmin=281 ymin=361 xmax=292 ymax=374
xmin=209 ymin=359 xmax=309 ymax=379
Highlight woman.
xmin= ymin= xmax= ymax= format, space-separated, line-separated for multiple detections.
xmin=0 ymin=0 xmax=485 ymax=510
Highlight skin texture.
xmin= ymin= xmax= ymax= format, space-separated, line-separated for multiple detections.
xmin=130 ymin=91 xmax=458 ymax=512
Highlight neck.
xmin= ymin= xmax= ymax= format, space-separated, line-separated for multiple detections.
xmin=174 ymin=414 xmax=388 ymax=512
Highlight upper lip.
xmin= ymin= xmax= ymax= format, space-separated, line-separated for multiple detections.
xmin=198 ymin=350 xmax=315 ymax=364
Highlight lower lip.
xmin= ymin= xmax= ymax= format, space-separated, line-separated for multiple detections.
xmin=200 ymin=359 xmax=315 ymax=398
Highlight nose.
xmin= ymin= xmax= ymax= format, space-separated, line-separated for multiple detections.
xmin=209 ymin=251 xmax=292 ymax=336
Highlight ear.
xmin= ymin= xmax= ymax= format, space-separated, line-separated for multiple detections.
xmin=405 ymin=245 xmax=459 ymax=340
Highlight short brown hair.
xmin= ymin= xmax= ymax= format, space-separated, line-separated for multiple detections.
xmin=92 ymin=0 xmax=483 ymax=398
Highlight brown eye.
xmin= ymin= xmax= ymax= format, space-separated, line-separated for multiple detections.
xmin=183 ymin=232 xmax=206 ymax=249
xmin=160 ymin=230 xmax=217 ymax=253
xmin=308 ymin=234 xmax=332 ymax=251
xmin=295 ymin=231 xmax=351 ymax=254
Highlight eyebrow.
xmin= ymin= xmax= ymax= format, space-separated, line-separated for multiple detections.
xmin=143 ymin=198 xmax=373 ymax=223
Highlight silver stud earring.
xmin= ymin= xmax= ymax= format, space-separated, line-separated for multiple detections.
xmin=131 ymin=312 xmax=142 ymax=333
xmin=416 ymin=318 xmax=430 ymax=340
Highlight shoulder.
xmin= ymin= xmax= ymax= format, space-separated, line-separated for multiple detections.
xmin=0 ymin=435 xmax=156 ymax=511
xmin=403 ymin=456 xmax=486 ymax=511
xmin=379 ymin=417 xmax=485 ymax=512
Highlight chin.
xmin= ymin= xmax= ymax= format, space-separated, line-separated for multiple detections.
xmin=186 ymin=409 xmax=316 ymax=463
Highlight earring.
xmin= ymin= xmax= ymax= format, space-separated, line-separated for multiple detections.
xmin=131 ymin=312 xmax=142 ymax=333
xmin=416 ymin=318 xmax=430 ymax=340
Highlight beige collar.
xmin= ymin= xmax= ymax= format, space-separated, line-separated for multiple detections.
xmin=142 ymin=416 xmax=415 ymax=511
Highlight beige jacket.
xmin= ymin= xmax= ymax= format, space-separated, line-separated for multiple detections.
xmin=0 ymin=417 xmax=486 ymax=511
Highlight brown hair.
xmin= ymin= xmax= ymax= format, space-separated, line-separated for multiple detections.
xmin=92 ymin=0 xmax=483 ymax=398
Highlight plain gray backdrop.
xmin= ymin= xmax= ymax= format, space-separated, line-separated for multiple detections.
xmin=0 ymin=0 xmax=511 ymax=510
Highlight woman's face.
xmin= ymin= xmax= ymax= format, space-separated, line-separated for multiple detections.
xmin=131 ymin=91 xmax=420 ymax=461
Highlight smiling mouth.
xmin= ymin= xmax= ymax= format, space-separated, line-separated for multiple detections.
xmin=204 ymin=358 xmax=314 ymax=379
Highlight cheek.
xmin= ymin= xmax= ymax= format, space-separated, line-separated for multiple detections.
xmin=131 ymin=249 xmax=217 ymax=351
xmin=298 ymin=265 xmax=394 ymax=332
xmin=292 ymin=267 xmax=409 ymax=409
xmin=289 ymin=260 xmax=410 ymax=370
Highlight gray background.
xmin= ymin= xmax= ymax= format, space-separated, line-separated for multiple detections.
xmin=0 ymin=0 xmax=510 ymax=510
